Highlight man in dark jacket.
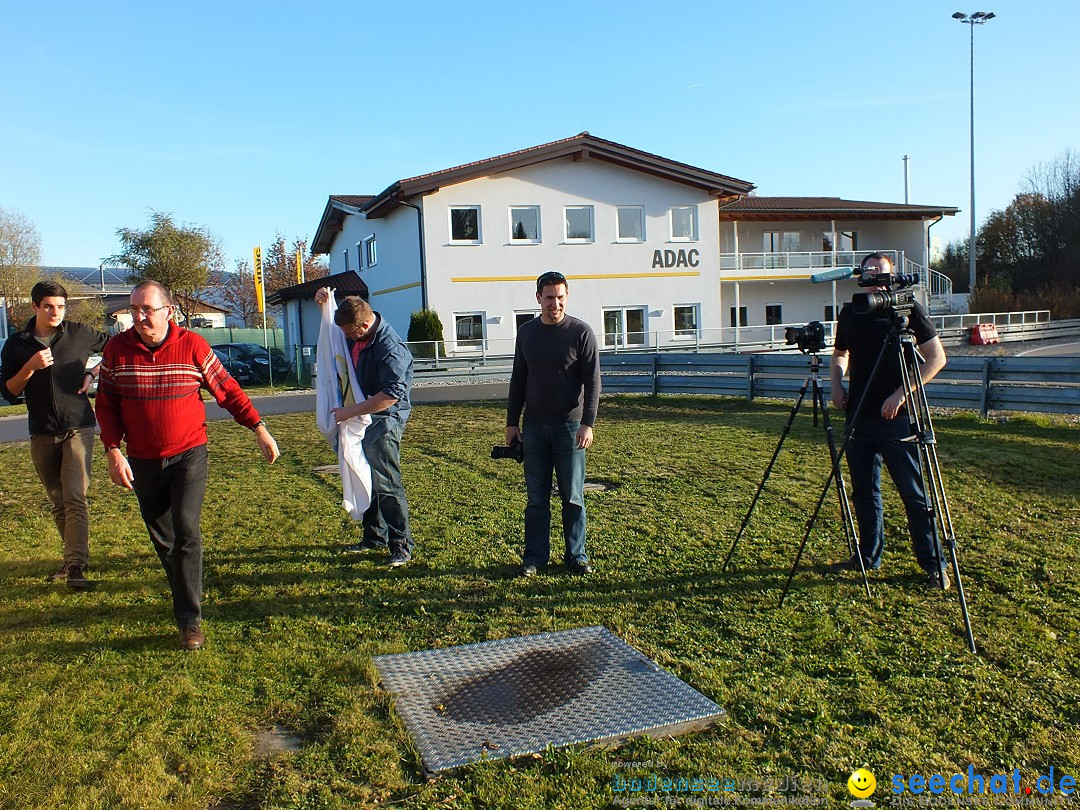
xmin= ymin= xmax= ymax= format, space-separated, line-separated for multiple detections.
xmin=506 ymin=271 xmax=601 ymax=578
xmin=315 ymin=288 xmax=415 ymax=568
xmin=1 ymin=280 xmax=108 ymax=587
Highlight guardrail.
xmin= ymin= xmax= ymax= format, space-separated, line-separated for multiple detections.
xmin=600 ymin=353 xmax=1080 ymax=417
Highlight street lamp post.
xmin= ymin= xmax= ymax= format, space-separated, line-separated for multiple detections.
xmin=953 ymin=10 xmax=996 ymax=295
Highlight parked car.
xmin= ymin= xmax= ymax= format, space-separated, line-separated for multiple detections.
xmin=210 ymin=343 xmax=290 ymax=383
xmin=187 ymin=317 xmax=213 ymax=328
xmin=212 ymin=348 xmax=258 ymax=386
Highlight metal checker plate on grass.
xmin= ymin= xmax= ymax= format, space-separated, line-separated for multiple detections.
xmin=373 ymin=625 xmax=725 ymax=773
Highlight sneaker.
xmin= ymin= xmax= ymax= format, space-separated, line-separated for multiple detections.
xmin=180 ymin=626 xmax=205 ymax=650
xmin=925 ymin=569 xmax=952 ymax=591
xmin=65 ymin=565 xmax=90 ymax=589
xmin=345 ymin=538 xmax=386 ymax=553
xmin=516 ymin=563 xmax=539 ymax=578
xmin=48 ymin=565 xmax=69 ymax=582
xmin=387 ymin=549 xmax=412 ymax=568
xmin=566 ymin=560 xmax=593 ymax=575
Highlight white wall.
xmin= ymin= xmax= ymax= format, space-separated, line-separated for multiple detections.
xmin=328 ymin=208 xmax=423 ymax=336
xmin=419 ymin=157 xmax=720 ymax=349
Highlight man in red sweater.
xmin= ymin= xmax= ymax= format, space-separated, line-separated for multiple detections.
xmin=96 ymin=281 xmax=280 ymax=650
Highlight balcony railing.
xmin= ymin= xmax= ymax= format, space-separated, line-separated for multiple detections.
xmin=719 ymin=250 xmax=902 ymax=273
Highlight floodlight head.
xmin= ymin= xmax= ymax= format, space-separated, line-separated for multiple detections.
xmin=984 ymin=12 xmax=996 ymax=20
xmin=952 ymin=11 xmax=967 ymax=19
xmin=972 ymin=11 xmax=987 ymax=19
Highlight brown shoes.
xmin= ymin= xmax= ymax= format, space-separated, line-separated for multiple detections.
xmin=180 ymin=626 xmax=205 ymax=651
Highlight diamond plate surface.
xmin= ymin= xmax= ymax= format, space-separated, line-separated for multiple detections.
xmin=373 ymin=625 xmax=725 ymax=773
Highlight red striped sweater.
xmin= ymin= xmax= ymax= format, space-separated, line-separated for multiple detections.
xmin=96 ymin=325 xmax=262 ymax=459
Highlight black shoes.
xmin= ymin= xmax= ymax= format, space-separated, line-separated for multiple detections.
xmin=516 ymin=561 xmax=592 ymax=577
xmin=345 ymin=538 xmax=386 ymax=553
xmin=924 ymin=569 xmax=952 ymax=591
xmin=388 ymin=549 xmax=412 ymax=568
xmin=65 ymin=565 xmax=90 ymax=589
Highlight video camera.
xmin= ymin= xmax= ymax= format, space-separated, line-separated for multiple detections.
xmin=851 ymin=269 xmax=919 ymax=317
xmin=784 ymin=320 xmax=827 ymax=354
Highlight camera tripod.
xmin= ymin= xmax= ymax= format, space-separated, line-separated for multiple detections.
xmin=780 ymin=311 xmax=977 ymax=653
xmin=721 ymin=348 xmax=869 ymax=597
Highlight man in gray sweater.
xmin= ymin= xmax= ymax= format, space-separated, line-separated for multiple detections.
xmin=506 ymin=271 xmax=601 ymax=577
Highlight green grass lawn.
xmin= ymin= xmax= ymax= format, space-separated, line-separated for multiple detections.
xmin=1 ymin=396 xmax=1077 ymax=809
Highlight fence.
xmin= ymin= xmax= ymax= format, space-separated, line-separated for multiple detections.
xmin=599 ymin=353 xmax=1080 ymax=417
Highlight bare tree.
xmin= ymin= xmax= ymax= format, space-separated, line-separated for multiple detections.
xmin=219 ymin=259 xmax=272 ymax=328
xmin=0 ymin=207 xmax=43 ymax=326
xmin=260 ymin=234 xmax=328 ymax=299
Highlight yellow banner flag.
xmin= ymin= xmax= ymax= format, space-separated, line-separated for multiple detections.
xmin=296 ymin=248 xmax=304 ymax=285
xmin=253 ymin=246 xmax=264 ymax=313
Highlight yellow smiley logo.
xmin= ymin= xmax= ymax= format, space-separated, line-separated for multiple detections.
xmin=847 ymin=767 xmax=877 ymax=798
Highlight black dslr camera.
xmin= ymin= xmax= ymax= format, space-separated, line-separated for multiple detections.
xmin=491 ymin=436 xmax=524 ymax=463
xmin=784 ymin=320 xmax=827 ymax=354
xmin=852 ymin=269 xmax=919 ymax=316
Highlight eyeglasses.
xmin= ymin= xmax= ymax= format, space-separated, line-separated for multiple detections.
xmin=129 ymin=304 xmax=172 ymax=317
xmin=536 ymin=271 xmax=566 ymax=287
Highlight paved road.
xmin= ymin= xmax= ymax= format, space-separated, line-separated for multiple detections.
xmin=1016 ymin=342 xmax=1080 ymax=358
xmin=0 ymin=383 xmax=510 ymax=444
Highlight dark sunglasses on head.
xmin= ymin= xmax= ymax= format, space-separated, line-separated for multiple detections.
xmin=536 ymin=271 xmax=566 ymax=288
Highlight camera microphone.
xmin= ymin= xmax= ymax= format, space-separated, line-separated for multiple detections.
xmin=809 ymin=266 xmax=859 ymax=284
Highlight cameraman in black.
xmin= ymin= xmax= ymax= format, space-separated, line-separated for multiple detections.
xmin=829 ymin=252 xmax=949 ymax=588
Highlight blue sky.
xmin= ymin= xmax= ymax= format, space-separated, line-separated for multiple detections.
xmin=1 ymin=0 xmax=1074 ymax=269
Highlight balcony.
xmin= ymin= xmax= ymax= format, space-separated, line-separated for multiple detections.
xmin=719 ymin=250 xmax=954 ymax=313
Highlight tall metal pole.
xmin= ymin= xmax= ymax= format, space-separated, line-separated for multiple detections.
xmin=968 ymin=20 xmax=976 ymax=294
xmin=954 ymin=11 xmax=995 ymax=294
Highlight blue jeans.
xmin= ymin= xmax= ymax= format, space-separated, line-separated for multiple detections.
xmin=361 ymin=418 xmax=413 ymax=554
xmin=845 ymin=416 xmax=944 ymax=573
xmin=130 ymin=445 xmax=209 ymax=629
xmin=522 ymin=420 xmax=587 ymax=566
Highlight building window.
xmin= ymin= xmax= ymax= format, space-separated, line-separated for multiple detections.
xmin=824 ymin=304 xmax=835 ymax=321
xmin=454 ymin=313 xmax=484 ymax=347
xmin=365 ymin=235 xmax=377 ymax=267
xmin=617 ymin=206 xmax=645 ymax=242
xmin=602 ymin=307 xmax=646 ymax=348
xmin=763 ymin=231 xmax=800 ymax=252
xmin=564 ymin=206 xmax=594 ymax=242
xmin=729 ymin=306 xmax=748 ymax=328
xmin=670 ymin=206 xmax=698 ymax=241
xmin=510 ymin=206 xmax=541 ymax=243
xmin=450 ymin=206 xmax=482 ymax=243
xmin=822 ymin=230 xmax=858 ymax=252
xmin=515 ymin=311 xmax=538 ymax=331
xmin=765 ymin=304 xmax=783 ymax=325
xmin=674 ymin=304 xmax=699 ymax=338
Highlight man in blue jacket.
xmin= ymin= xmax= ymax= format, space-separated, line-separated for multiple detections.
xmin=315 ymin=289 xmax=415 ymax=567
xmin=1 ymin=280 xmax=109 ymax=587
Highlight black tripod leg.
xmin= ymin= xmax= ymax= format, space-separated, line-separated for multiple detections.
xmin=898 ymin=336 xmax=978 ymax=653
xmin=722 ymin=377 xmax=811 ymax=572
xmin=816 ymin=382 xmax=871 ymax=597
xmin=779 ymin=341 xmax=893 ymax=606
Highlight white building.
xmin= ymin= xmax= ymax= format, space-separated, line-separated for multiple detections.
xmin=311 ymin=133 xmax=958 ymax=354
